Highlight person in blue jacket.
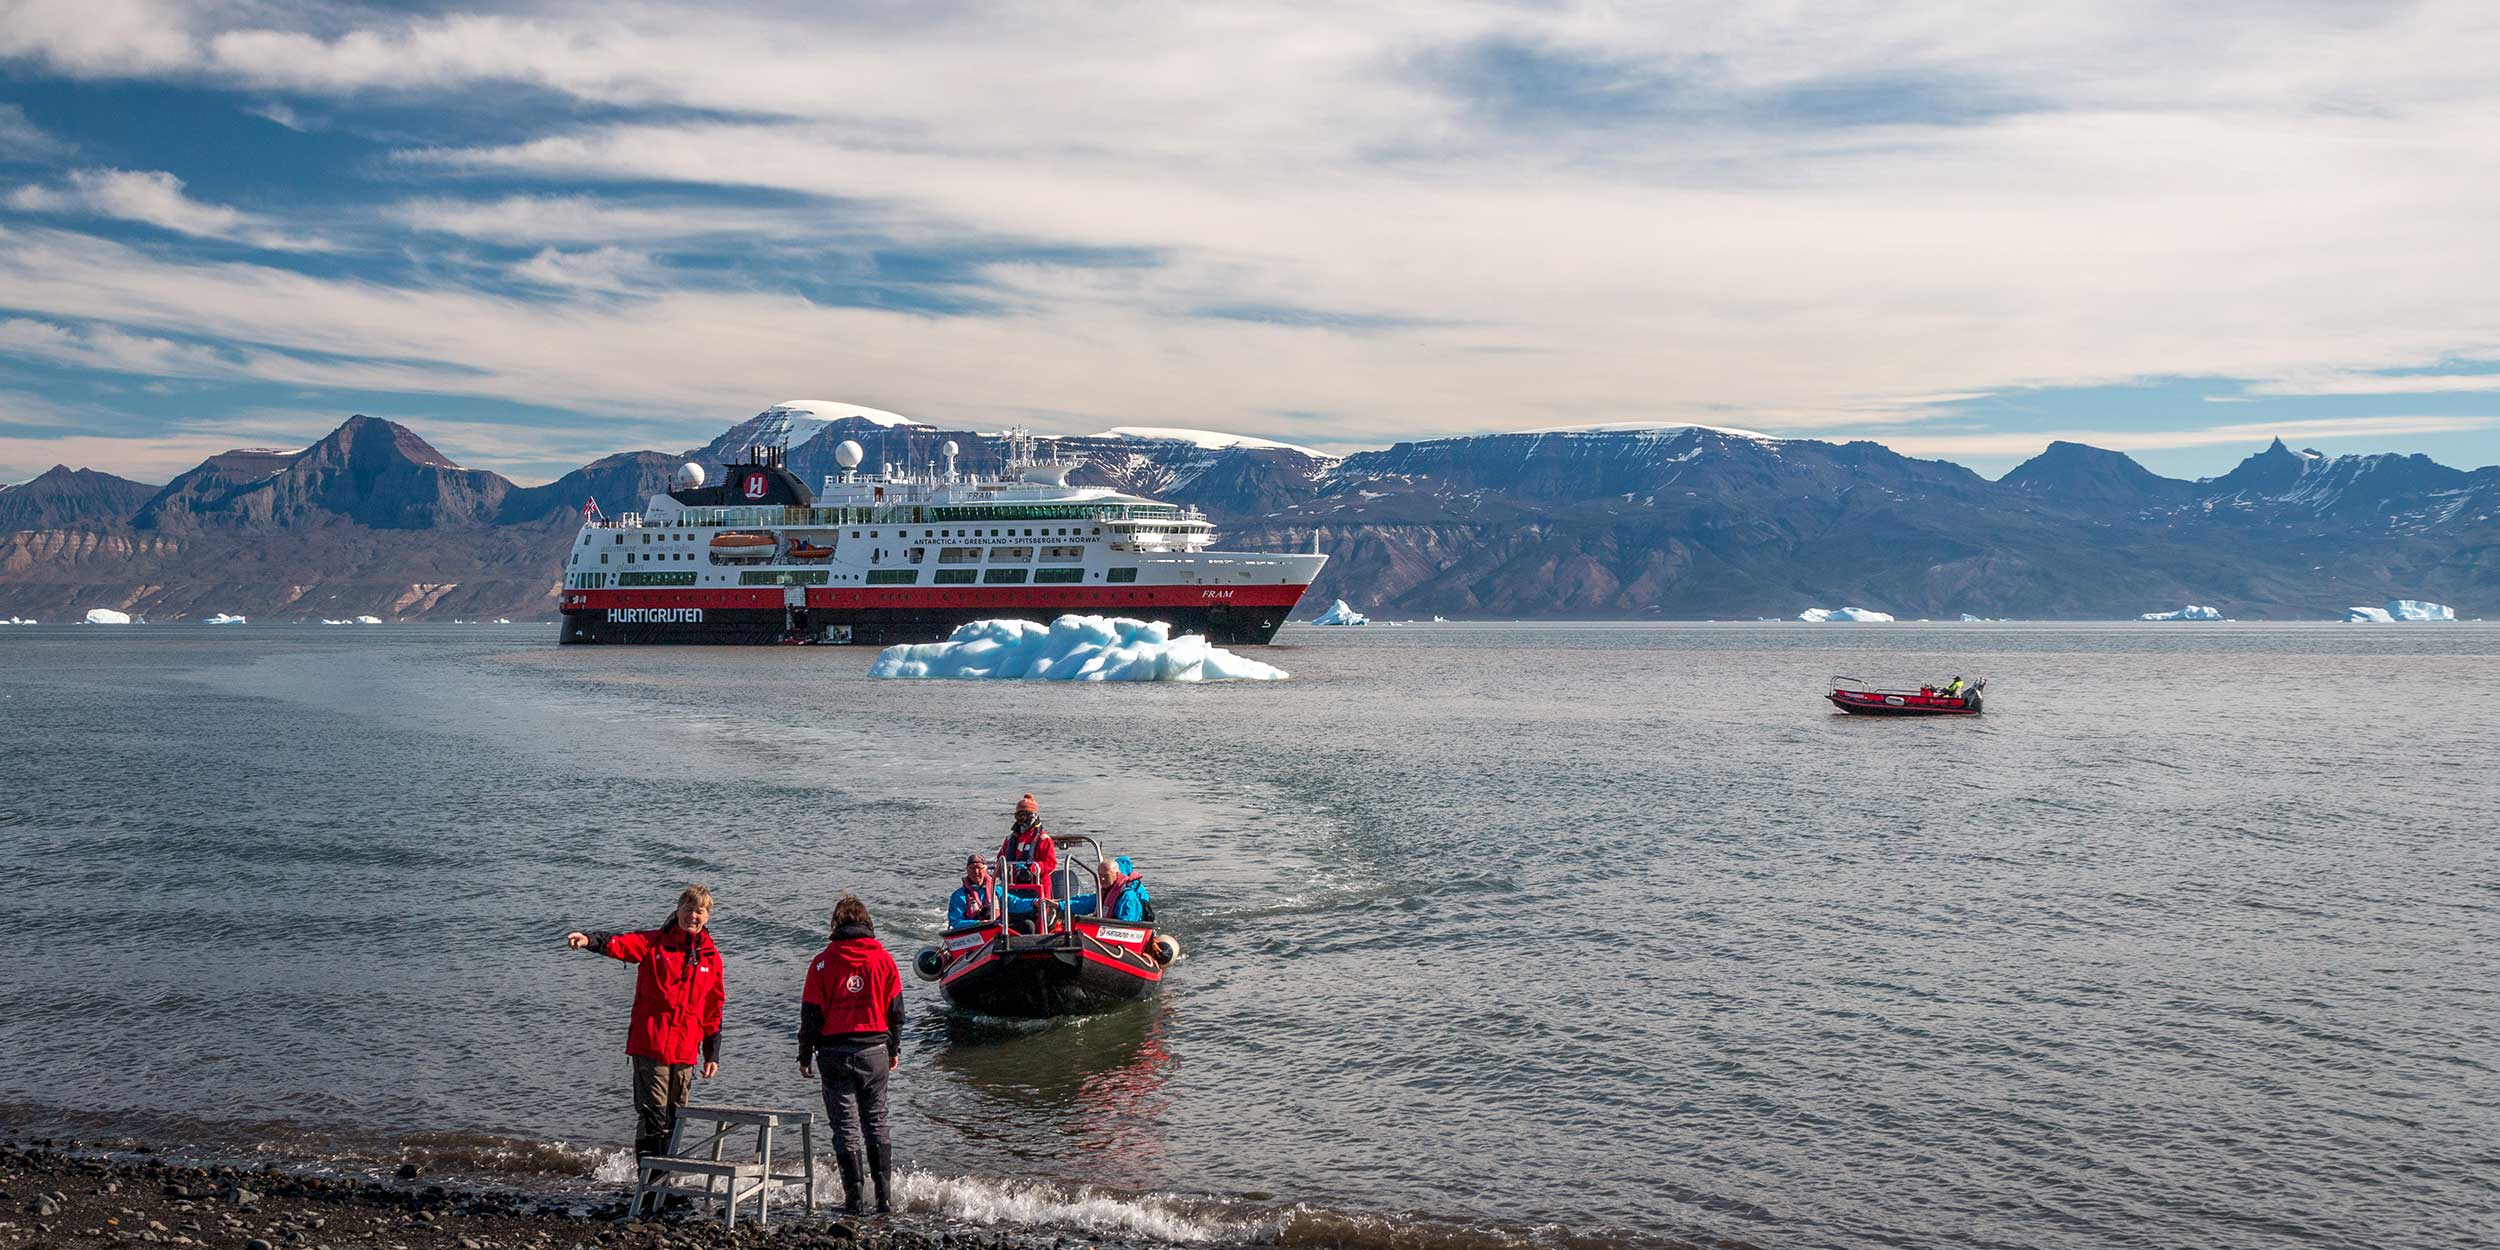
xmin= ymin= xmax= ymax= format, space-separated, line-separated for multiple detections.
xmin=1071 ymin=857 xmax=1151 ymax=922
xmin=947 ymin=855 xmax=999 ymax=929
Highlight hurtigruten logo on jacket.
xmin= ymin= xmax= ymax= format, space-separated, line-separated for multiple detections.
xmin=607 ymin=607 xmax=704 ymax=623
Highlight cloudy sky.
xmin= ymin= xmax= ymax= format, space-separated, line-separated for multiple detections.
xmin=3 ymin=0 xmax=2498 ymax=484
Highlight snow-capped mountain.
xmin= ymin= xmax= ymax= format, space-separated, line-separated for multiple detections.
xmin=4 ymin=409 xmax=2495 ymax=623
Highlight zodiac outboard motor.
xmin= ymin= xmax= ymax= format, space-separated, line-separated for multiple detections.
xmin=914 ymin=947 xmax=945 ymax=981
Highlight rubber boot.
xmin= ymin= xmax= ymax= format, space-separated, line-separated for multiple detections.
xmin=834 ymin=1153 xmax=865 ymax=1216
xmin=865 ymin=1137 xmax=893 ymax=1215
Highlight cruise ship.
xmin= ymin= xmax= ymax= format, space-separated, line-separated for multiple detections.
xmin=556 ymin=417 xmax=1326 ymax=646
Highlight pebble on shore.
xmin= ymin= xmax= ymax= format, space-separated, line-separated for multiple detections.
xmin=1 ymin=1141 xmax=1203 ymax=1250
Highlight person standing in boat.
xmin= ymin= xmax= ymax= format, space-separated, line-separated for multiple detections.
xmin=563 ymin=886 xmax=725 ymax=1171
xmin=798 ymin=895 xmax=904 ymax=1216
xmin=998 ymin=794 xmax=1060 ymax=929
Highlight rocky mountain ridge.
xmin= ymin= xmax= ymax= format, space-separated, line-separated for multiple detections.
xmin=2 ymin=412 xmax=2493 ymax=622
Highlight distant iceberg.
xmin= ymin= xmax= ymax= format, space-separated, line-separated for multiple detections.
xmin=2347 ymin=599 xmax=2454 ymax=622
xmin=321 ymin=618 xmax=351 ymax=625
xmin=205 ymin=613 xmax=246 ymax=625
xmin=5 ymin=616 xmax=35 ymax=625
xmin=83 ymin=608 xmax=132 ymax=625
xmin=868 ymin=615 xmax=1288 ymax=682
xmin=1798 ymin=606 xmax=1894 ymax=622
xmin=2139 ymin=605 xmax=2223 ymax=621
xmin=1309 ymin=599 xmax=1369 ymax=626
xmin=355 ymin=615 xmax=383 ymax=624
xmin=1957 ymin=613 xmax=2008 ymax=622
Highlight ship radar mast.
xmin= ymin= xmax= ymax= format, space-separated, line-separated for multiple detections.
xmin=833 ymin=439 xmax=865 ymax=484
xmin=1002 ymin=427 xmax=1080 ymax=486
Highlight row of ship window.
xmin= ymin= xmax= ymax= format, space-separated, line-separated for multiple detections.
xmin=589 ymin=525 xmax=1105 ymax=546
xmin=582 ymin=543 xmax=1092 ymax=566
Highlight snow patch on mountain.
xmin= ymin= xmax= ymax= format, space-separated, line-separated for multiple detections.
xmin=1092 ymin=426 xmax=1323 ymax=457
xmin=769 ymin=400 xmax=929 ymax=430
xmin=1514 ymin=421 xmax=1783 ymax=442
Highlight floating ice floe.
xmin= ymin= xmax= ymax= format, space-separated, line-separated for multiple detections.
xmin=2346 ymin=599 xmax=2454 ymax=622
xmin=1309 ymin=599 xmax=1369 ymax=626
xmin=1798 ymin=606 xmax=1895 ymax=622
xmin=205 ymin=613 xmax=246 ymax=625
xmin=83 ymin=608 xmax=133 ymax=625
xmin=5 ymin=616 xmax=34 ymax=625
xmin=869 ymin=615 xmax=1288 ymax=682
xmin=355 ymin=615 xmax=383 ymax=624
xmin=2139 ymin=605 xmax=2223 ymax=621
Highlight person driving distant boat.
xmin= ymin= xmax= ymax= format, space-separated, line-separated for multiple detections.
xmin=1942 ymin=676 xmax=1966 ymax=697
xmin=999 ymin=795 xmax=1060 ymax=931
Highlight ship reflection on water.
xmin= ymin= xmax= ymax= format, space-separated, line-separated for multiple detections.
xmin=917 ymin=1003 xmax=1177 ymax=1171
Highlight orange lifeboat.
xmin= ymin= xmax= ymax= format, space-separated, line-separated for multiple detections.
xmin=784 ymin=540 xmax=834 ymax=561
xmin=709 ymin=532 xmax=776 ymax=561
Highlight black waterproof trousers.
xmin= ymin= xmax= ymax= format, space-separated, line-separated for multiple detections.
xmin=815 ymin=1037 xmax=892 ymax=1213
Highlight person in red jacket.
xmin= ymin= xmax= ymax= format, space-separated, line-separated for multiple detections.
xmin=565 ymin=885 xmax=726 ymax=1170
xmin=798 ymin=895 xmax=903 ymax=1215
xmin=998 ymin=794 xmax=1059 ymax=931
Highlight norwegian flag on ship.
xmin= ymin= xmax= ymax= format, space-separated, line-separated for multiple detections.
xmin=581 ymin=499 xmax=603 ymax=521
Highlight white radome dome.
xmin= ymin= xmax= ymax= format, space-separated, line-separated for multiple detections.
xmin=834 ymin=440 xmax=865 ymax=470
xmin=672 ymin=462 xmax=707 ymax=490
xmin=941 ymin=440 xmax=960 ymax=457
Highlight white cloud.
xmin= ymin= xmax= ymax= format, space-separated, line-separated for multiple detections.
xmin=508 ymin=246 xmax=659 ymax=291
xmin=1867 ymin=416 xmax=2500 ymax=461
xmin=384 ymin=194 xmax=817 ymax=246
xmin=2241 ymin=372 xmax=2500 ymax=397
xmin=243 ymin=100 xmax=307 ymax=131
xmin=0 ymin=2 xmax=2496 ymax=464
xmin=6 ymin=168 xmax=330 ymax=250
xmin=0 ymin=103 xmax=68 ymax=158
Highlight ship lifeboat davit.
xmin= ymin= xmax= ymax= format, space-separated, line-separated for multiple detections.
xmin=1827 ymin=675 xmax=1986 ymax=716
xmin=708 ymin=531 xmax=776 ymax=561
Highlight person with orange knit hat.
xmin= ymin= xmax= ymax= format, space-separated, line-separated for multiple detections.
xmin=998 ymin=794 xmax=1059 ymax=931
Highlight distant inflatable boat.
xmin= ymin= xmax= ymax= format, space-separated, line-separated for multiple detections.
xmin=1827 ymin=676 xmax=1986 ymax=716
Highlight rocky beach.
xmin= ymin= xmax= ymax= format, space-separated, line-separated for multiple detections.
xmin=0 ymin=1144 xmax=1202 ymax=1250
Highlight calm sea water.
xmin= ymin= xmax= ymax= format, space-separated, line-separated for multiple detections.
xmin=2 ymin=622 xmax=2495 ymax=1250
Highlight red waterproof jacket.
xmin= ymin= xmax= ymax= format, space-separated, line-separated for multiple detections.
xmin=999 ymin=826 xmax=1058 ymax=880
xmin=803 ymin=930 xmax=901 ymax=1037
xmin=596 ymin=922 xmax=725 ymax=1065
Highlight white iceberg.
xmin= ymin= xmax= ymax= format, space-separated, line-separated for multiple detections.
xmin=83 ymin=608 xmax=132 ymax=625
xmin=868 ymin=615 xmax=1288 ymax=682
xmin=205 ymin=613 xmax=246 ymax=625
xmin=1309 ymin=599 xmax=1369 ymax=626
xmin=355 ymin=615 xmax=383 ymax=624
xmin=1798 ymin=606 xmax=1895 ymax=622
xmin=5 ymin=616 xmax=34 ymax=625
xmin=2343 ymin=606 xmax=2394 ymax=623
xmin=2387 ymin=599 xmax=2454 ymax=622
xmin=321 ymin=618 xmax=351 ymax=625
xmin=2139 ymin=605 xmax=2223 ymax=621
